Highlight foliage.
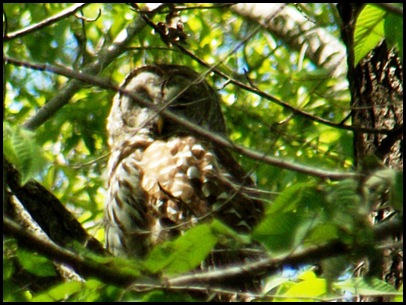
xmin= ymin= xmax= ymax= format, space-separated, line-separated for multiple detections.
xmin=264 ymin=269 xmax=401 ymax=302
xmin=144 ymin=221 xmax=220 ymax=275
xmin=354 ymin=4 xmax=403 ymax=65
xmin=3 ymin=122 xmax=47 ymax=184
xmin=3 ymin=3 xmax=402 ymax=302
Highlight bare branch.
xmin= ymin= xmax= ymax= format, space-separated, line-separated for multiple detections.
xmin=74 ymin=8 xmax=102 ymax=22
xmin=4 ymin=56 xmax=357 ymax=180
xmin=18 ymin=5 xmax=166 ymax=131
xmin=133 ymin=7 xmax=395 ymax=136
xmin=373 ymin=3 xmax=403 ymax=16
xmin=4 ymin=214 xmax=402 ymax=292
xmin=137 ymin=3 xmax=287 ymax=73
xmin=167 ymin=218 xmax=403 ymax=288
xmin=3 ymin=3 xmax=89 ymax=41
xmin=3 ymin=216 xmax=136 ymax=287
xmin=173 ymin=44 xmax=394 ymax=136
xmin=4 ymin=158 xmax=106 ymax=254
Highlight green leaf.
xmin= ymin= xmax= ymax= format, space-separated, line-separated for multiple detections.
xmin=384 ymin=8 xmax=403 ymax=62
xmin=335 ymin=277 xmax=400 ymax=296
xmin=390 ymin=171 xmax=403 ymax=212
xmin=254 ymin=182 xmax=324 ymax=254
xmin=325 ymin=179 xmax=361 ymax=234
xmin=210 ymin=218 xmax=252 ymax=245
xmin=141 ymin=290 xmax=198 ymax=302
xmin=253 ymin=211 xmax=312 ymax=254
xmin=17 ymin=249 xmax=57 ymax=277
xmin=304 ymin=223 xmax=340 ymax=246
xmin=393 ymin=284 xmax=403 ymax=302
xmin=77 ymin=279 xmax=107 ymax=302
xmin=143 ymin=222 xmax=218 ymax=275
xmin=3 ymin=122 xmax=47 ymax=185
xmin=31 ymin=281 xmax=83 ymax=302
xmin=275 ymin=270 xmax=328 ymax=302
xmin=31 ymin=279 xmax=106 ymax=302
xmin=354 ymin=5 xmax=386 ymax=66
xmin=267 ymin=181 xmax=317 ymax=214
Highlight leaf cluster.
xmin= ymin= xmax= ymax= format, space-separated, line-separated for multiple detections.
xmin=3 ymin=3 xmax=403 ymax=302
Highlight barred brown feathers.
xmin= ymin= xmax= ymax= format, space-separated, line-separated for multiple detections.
xmin=105 ymin=65 xmax=264 ymax=299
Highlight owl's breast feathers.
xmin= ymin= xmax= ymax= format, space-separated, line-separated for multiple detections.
xmin=105 ymin=134 xmax=263 ymax=257
xmin=105 ymin=65 xmax=265 ymax=300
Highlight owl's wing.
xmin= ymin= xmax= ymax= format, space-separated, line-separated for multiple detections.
xmin=105 ymin=64 xmax=266 ymax=300
xmin=140 ymin=135 xmax=263 ymax=241
xmin=137 ymin=135 xmax=265 ymax=301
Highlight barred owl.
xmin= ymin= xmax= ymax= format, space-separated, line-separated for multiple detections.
xmin=105 ymin=65 xmax=264 ymax=299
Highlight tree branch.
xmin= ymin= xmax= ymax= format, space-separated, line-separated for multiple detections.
xmin=167 ymin=217 xmax=403 ymax=287
xmin=18 ymin=4 xmax=166 ymax=131
xmin=3 ymin=3 xmax=89 ymax=41
xmin=173 ymin=44 xmax=393 ymax=136
xmin=3 ymin=216 xmax=136 ymax=287
xmin=4 ymin=158 xmax=106 ymax=254
xmin=135 ymin=6 xmax=394 ymax=136
xmin=4 ymin=56 xmax=357 ymax=180
xmin=4 ymin=214 xmax=402 ymax=292
xmin=373 ymin=3 xmax=403 ymax=16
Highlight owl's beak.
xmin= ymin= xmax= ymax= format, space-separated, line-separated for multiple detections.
xmin=156 ymin=116 xmax=164 ymax=135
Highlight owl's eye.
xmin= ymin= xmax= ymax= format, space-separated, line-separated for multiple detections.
xmin=135 ymin=87 xmax=151 ymax=99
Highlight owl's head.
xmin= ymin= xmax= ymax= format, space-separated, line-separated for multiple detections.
xmin=107 ymin=65 xmax=226 ymax=147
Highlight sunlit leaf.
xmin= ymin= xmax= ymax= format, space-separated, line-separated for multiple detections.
xmin=393 ymin=284 xmax=403 ymax=302
xmin=354 ymin=5 xmax=386 ymax=66
xmin=274 ymin=270 xmax=328 ymax=302
xmin=144 ymin=222 xmax=218 ymax=275
xmin=253 ymin=211 xmax=312 ymax=254
xmin=3 ymin=123 xmax=47 ymax=184
xmin=31 ymin=281 xmax=83 ymax=302
xmin=335 ymin=277 xmax=399 ymax=296
xmin=16 ymin=249 xmax=57 ymax=277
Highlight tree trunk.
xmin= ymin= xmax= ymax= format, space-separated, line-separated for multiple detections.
xmin=337 ymin=3 xmax=403 ymax=301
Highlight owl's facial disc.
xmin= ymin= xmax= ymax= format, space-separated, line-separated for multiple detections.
xmin=129 ymin=108 xmax=164 ymax=135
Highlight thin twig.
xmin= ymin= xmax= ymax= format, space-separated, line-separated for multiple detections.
xmin=174 ymin=43 xmax=395 ymax=136
xmin=135 ymin=5 xmax=393 ymax=136
xmin=74 ymin=8 xmax=102 ymax=22
xmin=3 ymin=3 xmax=89 ymax=41
xmin=138 ymin=3 xmax=287 ymax=80
xmin=373 ymin=3 xmax=403 ymax=16
xmin=4 ymin=56 xmax=358 ymax=180
xmin=18 ymin=5 xmax=165 ymax=130
xmin=4 ymin=214 xmax=402 ymax=291
xmin=138 ymin=6 xmax=395 ymax=135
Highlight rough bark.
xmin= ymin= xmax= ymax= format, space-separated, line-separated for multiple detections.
xmin=4 ymin=159 xmax=106 ymax=254
xmin=337 ymin=3 xmax=403 ymax=300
